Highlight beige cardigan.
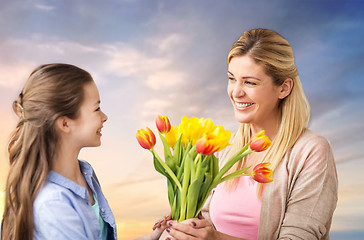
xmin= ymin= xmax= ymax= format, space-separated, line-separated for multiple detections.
xmin=204 ymin=130 xmax=338 ymax=240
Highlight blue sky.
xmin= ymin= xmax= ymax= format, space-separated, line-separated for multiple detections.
xmin=0 ymin=0 xmax=363 ymax=239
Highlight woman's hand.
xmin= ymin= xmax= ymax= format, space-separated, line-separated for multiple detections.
xmin=166 ymin=215 xmax=218 ymax=240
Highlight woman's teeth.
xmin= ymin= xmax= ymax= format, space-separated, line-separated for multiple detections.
xmin=236 ymin=103 xmax=253 ymax=108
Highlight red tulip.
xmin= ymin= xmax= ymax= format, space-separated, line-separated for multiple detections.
xmin=196 ymin=134 xmax=215 ymax=155
xmin=155 ymin=115 xmax=171 ymax=134
xmin=251 ymin=163 xmax=273 ymax=183
xmin=196 ymin=127 xmax=231 ymax=156
xmin=136 ymin=127 xmax=156 ymax=150
xmin=249 ymin=130 xmax=271 ymax=152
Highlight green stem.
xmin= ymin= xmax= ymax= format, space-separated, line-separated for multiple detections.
xmin=151 ymin=148 xmax=182 ymax=191
xmin=195 ymin=145 xmax=254 ymax=214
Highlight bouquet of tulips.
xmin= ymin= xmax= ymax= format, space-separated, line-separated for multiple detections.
xmin=136 ymin=115 xmax=273 ymax=221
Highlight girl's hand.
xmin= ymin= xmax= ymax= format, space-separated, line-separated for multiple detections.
xmin=147 ymin=215 xmax=171 ymax=240
xmin=153 ymin=214 xmax=171 ymax=230
xmin=136 ymin=215 xmax=171 ymax=240
xmin=166 ymin=216 xmax=218 ymax=240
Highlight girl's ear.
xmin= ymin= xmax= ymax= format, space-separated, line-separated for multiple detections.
xmin=55 ymin=116 xmax=71 ymax=134
xmin=278 ymin=78 xmax=293 ymax=99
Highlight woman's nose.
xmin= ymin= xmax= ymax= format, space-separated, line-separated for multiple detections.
xmin=232 ymin=82 xmax=245 ymax=98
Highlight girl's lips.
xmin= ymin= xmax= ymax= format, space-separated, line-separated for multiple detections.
xmin=96 ymin=127 xmax=103 ymax=136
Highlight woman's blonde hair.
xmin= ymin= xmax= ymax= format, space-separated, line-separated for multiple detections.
xmin=1 ymin=64 xmax=93 ymax=240
xmin=225 ymin=29 xmax=310 ymax=194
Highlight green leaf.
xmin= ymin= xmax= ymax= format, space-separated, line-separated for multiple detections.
xmin=194 ymin=158 xmax=212 ymax=216
xmin=159 ymin=132 xmax=174 ymax=172
xmin=186 ymin=178 xmax=203 ymax=219
xmin=176 ymin=144 xmax=195 ymax=181
xmin=151 ymin=149 xmax=182 ymax=191
xmin=167 ymin=180 xmax=175 ymax=207
xmin=171 ymin=189 xmax=180 ymax=220
xmin=212 ymin=155 xmax=219 ymax=179
xmin=190 ymin=153 xmax=197 ymax=181
xmin=195 ymin=143 xmax=253 ymax=214
xmin=198 ymin=172 xmax=212 ymax=208
xmin=172 ymin=134 xmax=183 ymax=167
xmin=219 ymin=167 xmax=251 ymax=184
xmin=179 ymin=152 xmax=192 ymax=221
xmin=153 ymin=153 xmax=167 ymax=176
xmin=210 ymin=144 xmax=252 ymax=191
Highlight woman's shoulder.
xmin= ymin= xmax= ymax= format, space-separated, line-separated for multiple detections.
xmin=285 ymin=129 xmax=335 ymax=169
xmin=292 ymin=129 xmax=332 ymax=153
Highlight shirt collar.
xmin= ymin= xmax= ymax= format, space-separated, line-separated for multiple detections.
xmin=47 ymin=160 xmax=93 ymax=201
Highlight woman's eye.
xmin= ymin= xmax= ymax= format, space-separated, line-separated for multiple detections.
xmin=228 ymin=77 xmax=236 ymax=82
xmin=95 ymin=107 xmax=100 ymax=111
xmin=245 ymin=81 xmax=256 ymax=86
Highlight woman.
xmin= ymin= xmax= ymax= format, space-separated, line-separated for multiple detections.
xmin=0 ymin=64 xmax=167 ymax=240
xmin=165 ymin=29 xmax=338 ymax=239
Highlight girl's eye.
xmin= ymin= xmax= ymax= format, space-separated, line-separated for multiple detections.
xmin=228 ymin=77 xmax=236 ymax=82
xmin=95 ymin=107 xmax=101 ymax=111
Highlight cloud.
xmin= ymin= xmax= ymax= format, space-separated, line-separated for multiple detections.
xmin=105 ymin=43 xmax=169 ymax=78
xmin=146 ymin=70 xmax=184 ymax=90
xmin=0 ymin=62 xmax=34 ymax=90
xmin=309 ymin=95 xmax=364 ymax=164
xmin=1 ymin=2 xmax=364 ymax=237
xmin=34 ymin=4 xmax=55 ymax=11
xmin=141 ymin=98 xmax=172 ymax=118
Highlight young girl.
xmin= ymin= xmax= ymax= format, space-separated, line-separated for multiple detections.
xmin=0 ymin=64 xmax=167 ymax=240
xmin=165 ymin=29 xmax=338 ymax=239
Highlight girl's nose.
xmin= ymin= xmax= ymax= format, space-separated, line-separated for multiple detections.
xmin=102 ymin=111 xmax=108 ymax=122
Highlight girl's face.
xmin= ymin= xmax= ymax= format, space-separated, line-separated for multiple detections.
xmin=69 ymin=81 xmax=108 ymax=149
xmin=227 ymin=55 xmax=283 ymax=130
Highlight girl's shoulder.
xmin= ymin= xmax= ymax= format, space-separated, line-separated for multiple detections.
xmin=33 ymin=169 xmax=90 ymax=211
xmin=78 ymin=159 xmax=94 ymax=172
xmin=33 ymin=179 xmax=74 ymax=213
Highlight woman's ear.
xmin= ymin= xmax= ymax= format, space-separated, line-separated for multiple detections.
xmin=55 ymin=116 xmax=71 ymax=134
xmin=278 ymin=78 xmax=293 ymax=99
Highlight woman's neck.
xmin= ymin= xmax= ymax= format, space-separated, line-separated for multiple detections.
xmin=250 ymin=112 xmax=281 ymax=141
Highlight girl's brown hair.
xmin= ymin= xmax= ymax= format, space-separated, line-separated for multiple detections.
xmin=1 ymin=63 xmax=93 ymax=240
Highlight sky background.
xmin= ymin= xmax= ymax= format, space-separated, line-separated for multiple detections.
xmin=0 ymin=0 xmax=364 ymax=239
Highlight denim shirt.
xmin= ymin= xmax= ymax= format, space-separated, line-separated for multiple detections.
xmin=33 ymin=160 xmax=117 ymax=240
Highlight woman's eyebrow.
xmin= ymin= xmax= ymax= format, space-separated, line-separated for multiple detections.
xmin=227 ymin=71 xmax=261 ymax=81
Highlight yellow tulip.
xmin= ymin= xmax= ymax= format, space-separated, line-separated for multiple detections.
xmin=165 ymin=126 xmax=179 ymax=148
xmin=196 ymin=126 xmax=231 ymax=155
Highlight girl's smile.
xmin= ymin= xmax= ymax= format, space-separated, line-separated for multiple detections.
xmin=68 ymin=81 xmax=108 ymax=149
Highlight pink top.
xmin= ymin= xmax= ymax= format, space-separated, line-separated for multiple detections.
xmin=209 ymin=176 xmax=261 ymax=240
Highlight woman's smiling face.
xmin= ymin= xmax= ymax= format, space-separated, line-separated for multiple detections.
xmin=227 ymin=55 xmax=283 ymax=129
